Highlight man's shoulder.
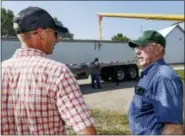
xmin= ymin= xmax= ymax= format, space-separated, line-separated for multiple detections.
xmin=2 ymin=57 xmax=69 ymax=73
xmin=157 ymin=65 xmax=180 ymax=80
xmin=2 ymin=58 xmax=14 ymax=67
xmin=43 ymin=58 xmax=69 ymax=71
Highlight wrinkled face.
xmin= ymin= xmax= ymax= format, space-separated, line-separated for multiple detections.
xmin=135 ymin=43 xmax=162 ymax=68
xmin=32 ymin=28 xmax=58 ymax=54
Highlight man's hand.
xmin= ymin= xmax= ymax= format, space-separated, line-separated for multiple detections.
xmin=78 ymin=126 xmax=96 ymax=135
xmin=162 ymin=124 xmax=184 ymax=135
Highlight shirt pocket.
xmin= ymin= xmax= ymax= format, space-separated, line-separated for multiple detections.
xmin=132 ymin=94 xmax=143 ymax=110
xmin=132 ymin=93 xmax=153 ymax=112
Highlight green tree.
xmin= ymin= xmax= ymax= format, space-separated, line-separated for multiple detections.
xmin=1 ymin=7 xmax=16 ymax=37
xmin=53 ymin=17 xmax=74 ymax=39
xmin=111 ymin=33 xmax=130 ymax=42
xmin=1 ymin=8 xmax=73 ymax=39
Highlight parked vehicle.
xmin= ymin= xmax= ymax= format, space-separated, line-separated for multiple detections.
xmin=2 ymin=38 xmax=139 ymax=82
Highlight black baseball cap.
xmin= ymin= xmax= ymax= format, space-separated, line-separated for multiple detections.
xmin=13 ymin=6 xmax=68 ymax=34
xmin=128 ymin=30 xmax=166 ymax=48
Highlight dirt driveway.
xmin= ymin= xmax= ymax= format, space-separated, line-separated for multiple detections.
xmin=77 ymin=78 xmax=137 ymax=114
xmin=77 ymin=67 xmax=184 ymax=114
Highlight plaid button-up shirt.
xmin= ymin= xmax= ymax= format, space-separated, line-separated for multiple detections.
xmin=1 ymin=48 xmax=95 ymax=135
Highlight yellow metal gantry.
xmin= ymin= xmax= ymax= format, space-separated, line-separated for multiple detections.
xmin=97 ymin=13 xmax=184 ymax=40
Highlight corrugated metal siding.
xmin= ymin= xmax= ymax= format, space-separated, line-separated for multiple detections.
xmin=158 ymin=22 xmax=184 ymax=37
xmin=178 ymin=22 xmax=184 ymax=31
xmin=158 ymin=25 xmax=176 ymax=37
xmin=164 ymin=26 xmax=184 ymax=64
xmin=157 ymin=23 xmax=184 ymax=64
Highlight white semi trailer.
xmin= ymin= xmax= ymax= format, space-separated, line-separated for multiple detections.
xmin=2 ymin=38 xmax=139 ymax=82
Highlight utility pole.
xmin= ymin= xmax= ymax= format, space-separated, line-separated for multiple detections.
xmin=140 ymin=25 xmax=143 ymax=33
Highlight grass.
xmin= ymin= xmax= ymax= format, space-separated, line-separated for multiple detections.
xmin=66 ymin=108 xmax=130 ymax=135
xmin=176 ymin=70 xmax=184 ymax=82
xmin=66 ymin=70 xmax=184 ymax=135
xmin=91 ymin=108 xmax=130 ymax=135
xmin=170 ymin=64 xmax=184 ymax=67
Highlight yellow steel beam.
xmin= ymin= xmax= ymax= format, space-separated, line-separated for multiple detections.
xmin=97 ymin=13 xmax=184 ymax=40
xmin=97 ymin=13 xmax=184 ymax=21
xmin=97 ymin=15 xmax=103 ymax=41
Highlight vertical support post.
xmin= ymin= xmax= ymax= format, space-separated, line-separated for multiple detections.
xmin=140 ymin=24 xmax=143 ymax=34
xmin=98 ymin=15 xmax=103 ymax=40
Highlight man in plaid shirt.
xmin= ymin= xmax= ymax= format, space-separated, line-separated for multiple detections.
xmin=1 ymin=6 xmax=96 ymax=135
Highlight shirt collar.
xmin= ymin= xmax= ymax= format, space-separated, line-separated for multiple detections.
xmin=13 ymin=48 xmax=47 ymax=58
xmin=141 ymin=58 xmax=165 ymax=78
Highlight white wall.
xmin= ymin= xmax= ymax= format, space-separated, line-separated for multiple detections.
xmin=48 ymin=42 xmax=136 ymax=64
xmin=94 ymin=42 xmax=136 ymax=63
xmin=164 ymin=27 xmax=184 ymax=64
xmin=2 ymin=40 xmax=136 ymax=64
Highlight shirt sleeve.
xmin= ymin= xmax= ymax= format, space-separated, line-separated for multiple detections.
xmin=56 ymin=67 xmax=95 ymax=132
xmin=151 ymin=77 xmax=183 ymax=124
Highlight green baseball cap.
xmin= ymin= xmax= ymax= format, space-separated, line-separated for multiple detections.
xmin=128 ymin=30 xmax=166 ymax=48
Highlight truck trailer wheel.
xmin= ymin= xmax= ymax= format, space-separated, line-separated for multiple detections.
xmin=111 ymin=67 xmax=126 ymax=82
xmin=127 ymin=65 xmax=139 ymax=80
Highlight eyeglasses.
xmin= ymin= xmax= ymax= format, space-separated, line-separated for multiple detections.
xmin=49 ymin=29 xmax=58 ymax=39
xmin=49 ymin=29 xmax=65 ymax=39
xmin=136 ymin=44 xmax=150 ymax=49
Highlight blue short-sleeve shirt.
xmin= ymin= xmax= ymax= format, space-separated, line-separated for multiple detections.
xmin=128 ymin=58 xmax=183 ymax=135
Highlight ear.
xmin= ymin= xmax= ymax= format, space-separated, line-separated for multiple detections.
xmin=157 ymin=44 xmax=163 ymax=52
xmin=37 ymin=28 xmax=45 ymax=40
xmin=155 ymin=44 xmax=163 ymax=55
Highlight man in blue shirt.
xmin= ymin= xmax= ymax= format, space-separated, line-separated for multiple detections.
xmin=128 ymin=30 xmax=184 ymax=135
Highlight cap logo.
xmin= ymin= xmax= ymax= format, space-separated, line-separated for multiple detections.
xmin=13 ymin=23 xmax=20 ymax=29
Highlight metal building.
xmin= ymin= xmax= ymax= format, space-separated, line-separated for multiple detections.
xmin=158 ymin=22 xmax=184 ymax=64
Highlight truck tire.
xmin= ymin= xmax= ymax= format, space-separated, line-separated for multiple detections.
xmin=127 ymin=65 xmax=139 ymax=80
xmin=100 ymin=73 xmax=110 ymax=81
xmin=111 ymin=67 xmax=126 ymax=82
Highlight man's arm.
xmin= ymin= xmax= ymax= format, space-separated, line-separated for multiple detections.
xmin=78 ymin=126 xmax=96 ymax=135
xmin=95 ymin=62 xmax=101 ymax=70
xmin=162 ymin=124 xmax=184 ymax=135
xmin=152 ymin=77 xmax=184 ymax=135
xmin=56 ymin=67 xmax=96 ymax=135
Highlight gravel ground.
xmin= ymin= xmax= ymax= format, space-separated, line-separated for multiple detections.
xmin=78 ymin=77 xmax=137 ymax=114
xmin=77 ymin=66 xmax=184 ymax=114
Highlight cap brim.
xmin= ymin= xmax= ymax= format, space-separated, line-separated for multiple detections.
xmin=128 ymin=40 xmax=138 ymax=48
xmin=128 ymin=39 xmax=149 ymax=48
xmin=128 ymin=40 xmax=143 ymax=48
xmin=55 ymin=24 xmax=69 ymax=33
